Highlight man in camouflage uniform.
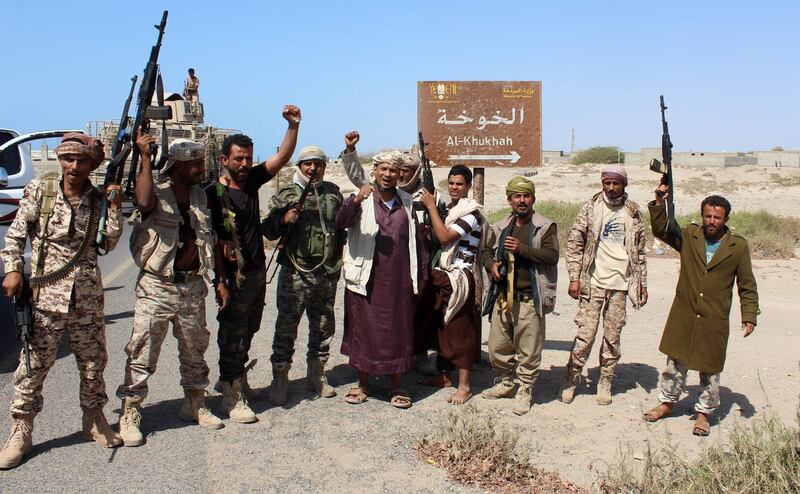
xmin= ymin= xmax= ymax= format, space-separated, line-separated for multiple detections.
xmin=116 ymin=134 xmax=224 ymax=447
xmin=560 ymin=165 xmax=648 ymax=405
xmin=263 ymin=145 xmax=345 ymax=405
xmin=0 ymin=133 xmax=123 ymax=469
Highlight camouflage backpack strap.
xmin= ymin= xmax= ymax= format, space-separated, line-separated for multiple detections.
xmin=32 ymin=173 xmax=60 ymax=284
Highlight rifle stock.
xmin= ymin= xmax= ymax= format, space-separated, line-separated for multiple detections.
xmin=482 ymin=216 xmax=517 ymax=317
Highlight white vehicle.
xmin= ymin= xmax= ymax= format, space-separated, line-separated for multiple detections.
xmin=0 ymin=129 xmax=81 ymax=276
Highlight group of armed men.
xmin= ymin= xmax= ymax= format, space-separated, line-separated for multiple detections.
xmin=0 ymin=105 xmax=759 ymax=469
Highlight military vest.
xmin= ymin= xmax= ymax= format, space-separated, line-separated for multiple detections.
xmin=277 ymin=182 xmax=344 ymax=274
xmin=129 ymin=180 xmax=216 ymax=278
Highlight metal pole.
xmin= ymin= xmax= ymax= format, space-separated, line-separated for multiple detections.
xmin=473 ymin=167 xmax=485 ymax=204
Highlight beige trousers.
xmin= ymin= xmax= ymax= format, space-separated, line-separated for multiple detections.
xmin=487 ymin=297 xmax=546 ymax=385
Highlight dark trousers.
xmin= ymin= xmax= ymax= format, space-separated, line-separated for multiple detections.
xmin=217 ymin=267 xmax=266 ymax=381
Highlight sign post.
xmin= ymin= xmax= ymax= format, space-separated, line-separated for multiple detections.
xmin=418 ymin=81 xmax=541 ymax=168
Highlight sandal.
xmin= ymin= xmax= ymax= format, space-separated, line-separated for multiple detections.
xmin=344 ymin=386 xmax=368 ymax=404
xmin=693 ymin=413 xmax=711 ymax=436
xmin=390 ymin=388 xmax=412 ymax=409
xmin=643 ymin=402 xmax=674 ymax=422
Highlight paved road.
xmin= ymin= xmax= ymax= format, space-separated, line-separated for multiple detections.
xmin=0 ymin=227 xmax=466 ymax=494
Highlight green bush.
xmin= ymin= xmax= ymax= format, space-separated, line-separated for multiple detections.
xmin=571 ymin=146 xmax=624 ymax=165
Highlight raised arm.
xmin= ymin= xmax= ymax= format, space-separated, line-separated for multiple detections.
xmin=263 ymin=105 xmax=301 ymax=176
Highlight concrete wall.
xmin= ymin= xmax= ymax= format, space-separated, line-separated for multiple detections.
xmin=623 ymin=147 xmax=800 ymax=168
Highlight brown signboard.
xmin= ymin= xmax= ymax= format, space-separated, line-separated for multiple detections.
xmin=418 ymin=81 xmax=541 ymax=167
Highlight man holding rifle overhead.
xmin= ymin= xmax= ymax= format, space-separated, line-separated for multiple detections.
xmin=117 ymin=134 xmax=224 ymax=446
xmin=262 ymin=145 xmax=345 ymax=406
xmin=1 ymin=134 xmax=123 ymax=468
xmin=206 ymin=105 xmax=301 ymax=423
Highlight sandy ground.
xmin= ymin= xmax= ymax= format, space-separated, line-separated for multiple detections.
xmin=0 ymin=162 xmax=798 ymax=492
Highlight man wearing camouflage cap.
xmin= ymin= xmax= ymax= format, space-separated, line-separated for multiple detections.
xmin=0 ymin=133 xmax=123 ymax=468
xmin=560 ymin=165 xmax=648 ymax=406
xmin=262 ymin=145 xmax=345 ymax=405
xmin=480 ymin=177 xmax=559 ymax=416
xmin=116 ymin=133 xmax=225 ymax=446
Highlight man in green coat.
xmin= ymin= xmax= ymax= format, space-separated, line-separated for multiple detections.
xmin=644 ymin=186 xmax=759 ymax=436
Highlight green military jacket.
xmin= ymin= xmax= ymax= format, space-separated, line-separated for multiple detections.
xmin=263 ymin=181 xmax=345 ymax=275
xmin=650 ymin=202 xmax=760 ymax=374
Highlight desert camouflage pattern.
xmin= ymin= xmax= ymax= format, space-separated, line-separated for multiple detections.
xmin=565 ymin=193 xmax=647 ymax=308
xmin=272 ymin=267 xmax=339 ymax=363
xmin=11 ymin=306 xmax=109 ymax=414
xmin=116 ymin=274 xmax=211 ymax=400
xmin=657 ymin=356 xmax=721 ymax=414
xmin=0 ymin=177 xmax=122 ymax=313
xmin=568 ymin=287 xmax=627 ymax=369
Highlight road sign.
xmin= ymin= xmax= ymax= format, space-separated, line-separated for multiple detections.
xmin=418 ymin=81 xmax=541 ymax=167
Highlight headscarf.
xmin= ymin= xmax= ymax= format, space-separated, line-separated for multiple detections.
xmin=601 ymin=164 xmax=628 ymax=186
xmin=56 ymin=132 xmax=105 ymax=170
xmin=505 ymin=176 xmax=535 ymax=198
xmin=165 ymin=138 xmax=204 ymax=172
xmin=371 ymin=150 xmax=405 ymax=170
xmin=296 ymin=145 xmax=327 ymax=165
xmin=398 ymin=152 xmax=422 ymax=192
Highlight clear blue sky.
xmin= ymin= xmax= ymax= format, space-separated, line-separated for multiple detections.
xmin=3 ymin=1 xmax=798 ymax=159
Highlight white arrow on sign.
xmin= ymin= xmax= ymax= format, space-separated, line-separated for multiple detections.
xmin=448 ymin=150 xmax=521 ymax=164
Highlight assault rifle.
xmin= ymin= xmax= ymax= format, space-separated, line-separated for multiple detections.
xmin=418 ymin=132 xmax=447 ymax=265
xmin=482 ymin=214 xmax=518 ymax=318
xmin=265 ymin=169 xmax=318 ymax=284
xmin=97 ymin=11 xmax=172 ymax=251
xmin=12 ymin=281 xmax=33 ymax=378
xmin=649 ymin=95 xmax=681 ymax=238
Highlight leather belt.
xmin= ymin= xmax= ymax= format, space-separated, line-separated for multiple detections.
xmin=513 ymin=291 xmax=533 ymax=302
xmin=145 ymin=270 xmax=201 ymax=284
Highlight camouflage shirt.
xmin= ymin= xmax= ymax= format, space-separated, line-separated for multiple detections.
xmin=0 ymin=177 xmax=122 ymax=313
xmin=263 ymin=181 xmax=345 ymax=274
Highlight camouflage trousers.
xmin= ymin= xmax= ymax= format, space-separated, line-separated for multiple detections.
xmin=218 ymin=267 xmax=266 ymax=381
xmin=116 ymin=272 xmax=211 ymax=401
xmin=657 ymin=356 xmax=721 ymax=415
xmin=11 ymin=306 xmax=108 ymax=415
xmin=272 ymin=266 xmax=339 ymax=364
xmin=568 ymin=287 xmax=627 ymax=370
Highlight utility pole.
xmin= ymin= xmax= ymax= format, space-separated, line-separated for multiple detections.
xmin=571 ymin=128 xmax=576 ymax=153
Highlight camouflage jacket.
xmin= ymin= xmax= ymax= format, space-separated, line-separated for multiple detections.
xmin=565 ymin=192 xmax=647 ymax=308
xmin=263 ymin=181 xmax=345 ymax=275
xmin=0 ymin=177 xmax=122 ymax=313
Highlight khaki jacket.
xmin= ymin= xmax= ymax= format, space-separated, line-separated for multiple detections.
xmin=0 ymin=177 xmax=122 ymax=313
xmin=565 ymin=192 xmax=647 ymax=307
xmin=650 ymin=202 xmax=760 ymax=374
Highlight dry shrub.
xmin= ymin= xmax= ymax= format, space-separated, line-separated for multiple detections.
xmin=600 ymin=406 xmax=800 ymax=493
xmin=414 ymin=404 xmax=585 ymax=494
